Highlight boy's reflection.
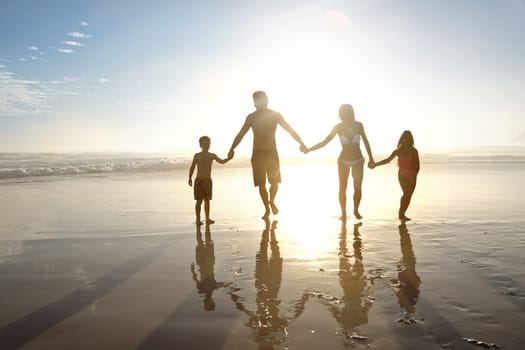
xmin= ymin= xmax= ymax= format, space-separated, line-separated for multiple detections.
xmin=190 ymin=224 xmax=231 ymax=311
xmin=396 ymin=223 xmax=421 ymax=313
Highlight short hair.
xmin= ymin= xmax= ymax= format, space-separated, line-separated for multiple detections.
xmin=252 ymin=91 xmax=267 ymax=100
xmin=252 ymin=91 xmax=268 ymax=108
xmin=199 ymin=136 xmax=210 ymax=145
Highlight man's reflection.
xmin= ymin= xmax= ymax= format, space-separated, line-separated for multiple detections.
xmin=229 ymin=219 xmax=299 ymax=349
xmin=190 ymin=224 xmax=230 ymax=311
xmin=396 ymin=223 xmax=421 ymax=313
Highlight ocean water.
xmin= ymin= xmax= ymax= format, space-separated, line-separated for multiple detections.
xmin=0 ymin=153 xmax=189 ymax=179
xmin=1 ymin=154 xmax=524 ymax=240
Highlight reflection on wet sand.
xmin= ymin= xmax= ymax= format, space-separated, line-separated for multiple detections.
xmin=396 ymin=223 xmax=421 ymax=314
xmin=230 ymin=219 xmax=308 ymax=349
xmin=190 ymin=224 xmax=231 ymax=311
xmin=319 ymin=221 xmax=372 ymax=333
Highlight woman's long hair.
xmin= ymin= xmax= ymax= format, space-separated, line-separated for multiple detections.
xmin=339 ymin=104 xmax=355 ymax=123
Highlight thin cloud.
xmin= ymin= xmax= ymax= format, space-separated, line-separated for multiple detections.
xmin=19 ymin=58 xmax=27 ymax=62
xmin=62 ymin=40 xmax=85 ymax=47
xmin=0 ymin=67 xmax=51 ymax=116
xmin=58 ymin=48 xmax=75 ymax=54
xmin=79 ymin=21 xmax=88 ymax=26
xmin=0 ymin=67 xmax=80 ymax=116
xmin=99 ymin=78 xmax=110 ymax=84
xmin=68 ymin=31 xmax=92 ymax=39
xmin=29 ymin=46 xmax=39 ymax=51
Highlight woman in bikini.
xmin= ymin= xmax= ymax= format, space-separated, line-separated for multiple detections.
xmin=372 ymin=130 xmax=420 ymax=221
xmin=304 ymin=104 xmax=374 ymax=220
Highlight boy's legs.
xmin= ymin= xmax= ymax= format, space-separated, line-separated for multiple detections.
xmin=195 ymin=199 xmax=203 ymax=225
xmin=204 ymin=199 xmax=214 ymax=224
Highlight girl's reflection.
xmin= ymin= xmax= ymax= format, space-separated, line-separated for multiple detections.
xmin=396 ymin=223 xmax=421 ymax=313
xmin=190 ymin=224 xmax=231 ymax=311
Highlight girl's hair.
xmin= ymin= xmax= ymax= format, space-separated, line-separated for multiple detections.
xmin=397 ymin=130 xmax=414 ymax=149
xmin=339 ymin=104 xmax=355 ymax=122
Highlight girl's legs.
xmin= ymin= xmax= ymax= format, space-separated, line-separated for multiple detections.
xmin=338 ymin=162 xmax=350 ymax=219
xmin=195 ymin=199 xmax=203 ymax=225
xmin=351 ymin=162 xmax=364 ymax=219
xmin=398 ymin=175 xmax=416 ymax=220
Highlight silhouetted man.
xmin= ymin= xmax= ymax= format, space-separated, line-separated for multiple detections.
xmin=228 ymin=91 xmax=306 ymax=219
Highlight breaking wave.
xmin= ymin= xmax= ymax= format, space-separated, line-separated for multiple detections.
xmin=0 ymin=153 xmax=191 ymax=179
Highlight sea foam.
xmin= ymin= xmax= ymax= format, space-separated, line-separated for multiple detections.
xmin=0 ymin=153 xmax=190 ymax=179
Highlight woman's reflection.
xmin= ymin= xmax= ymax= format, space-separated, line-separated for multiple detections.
xmin=190 ymin=224 xmax=231 ymax=311
xmin=333 ymin=221 xmax=371 ymax=330
xmin=396 ymin=223 xmax=421 ymax=313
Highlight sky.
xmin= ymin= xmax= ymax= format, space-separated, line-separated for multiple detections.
xmin=1 ymin=0 xmax=524 ymax=156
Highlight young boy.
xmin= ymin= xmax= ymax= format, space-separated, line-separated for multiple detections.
xmin=188 ymin=136 xmax=230 ymax=225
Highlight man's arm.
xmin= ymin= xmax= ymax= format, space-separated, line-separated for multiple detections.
xmin=188 ymin=154 xmax=197 ymax=186
xmin=228 ymin=117 xmax=251 ymax=159
xmin=277 ymin=114 xmax=305 ymax=148
xmin=306 ymin=125 xmax=338 ymax=153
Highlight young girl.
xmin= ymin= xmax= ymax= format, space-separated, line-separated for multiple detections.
xmin=373 ymin=131 xmax=420 ymax=221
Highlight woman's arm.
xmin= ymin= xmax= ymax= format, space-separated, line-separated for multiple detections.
xmin=306 ymin=125 xmax=339 ymax=153
xmin=374 ymin=150 xmax=398 ymax=167
xmin=359 ymin=123 xmax=374 ymax=163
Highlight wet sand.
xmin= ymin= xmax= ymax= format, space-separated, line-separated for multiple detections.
xmin=0 ymin=163 xmax=524 ymax=349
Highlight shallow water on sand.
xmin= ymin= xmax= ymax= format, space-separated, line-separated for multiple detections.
xmin=0 ymin=162 xmax=524 ymax=349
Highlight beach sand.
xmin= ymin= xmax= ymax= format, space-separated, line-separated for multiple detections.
xmin=0 ymin=162 xmax=524 ymax=349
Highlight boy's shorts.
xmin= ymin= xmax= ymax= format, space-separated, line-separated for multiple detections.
xmin=251 ymin=150 xmax=281 ymax=187
xmin=194 ymin=178 xmax=213 ymax=200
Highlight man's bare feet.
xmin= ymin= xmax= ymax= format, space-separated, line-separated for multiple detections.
xmin=339 ymin=211 xmax=347 ymax=220
xmin=399 ymin=216 xmax=411 ymax=222
xmin=196 ymin=219 xmax=203 ymax=225
xmin=354 ymin=210 xmax=363 ymax=220
xmin=206 ymin=219 xmax=215 ymax=224
xmin=270 ymin=202 xmax=279 ymax=215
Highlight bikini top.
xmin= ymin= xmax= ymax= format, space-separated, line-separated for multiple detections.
xmin=338 ymin=131 xmax=360 ymax=145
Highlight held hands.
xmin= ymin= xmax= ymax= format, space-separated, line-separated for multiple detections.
xmin=228 ymin=149 xmax=235 ymax=160
xmin=368 ymin=160 xmax=376 ymax=169
xmin=300 ymin=144 xmax=309 ymax=154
